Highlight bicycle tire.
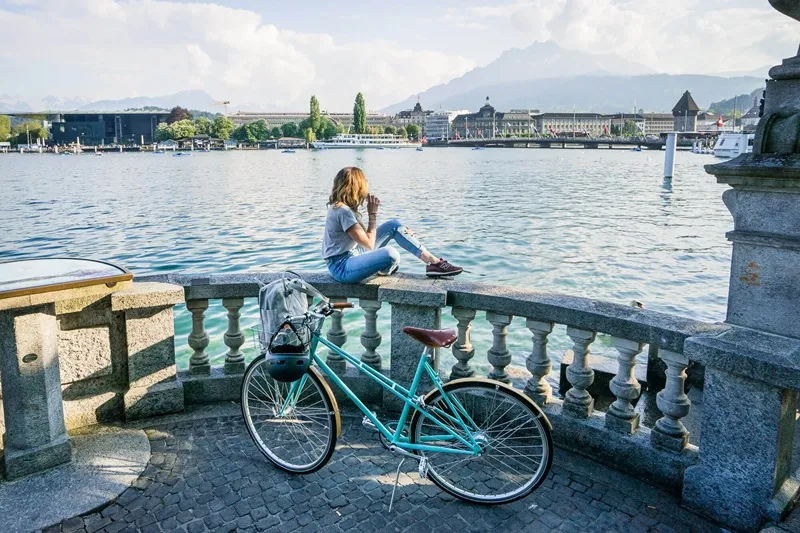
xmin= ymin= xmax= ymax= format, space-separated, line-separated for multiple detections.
xmin=408 ymin=378 xmax=553 ymax=504
xmin=241 ymin=355 xmax=340 ymax=474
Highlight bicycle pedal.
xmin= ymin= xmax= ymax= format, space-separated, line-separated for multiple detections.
xmin=362 ymin=412 xmax=378 ymax=431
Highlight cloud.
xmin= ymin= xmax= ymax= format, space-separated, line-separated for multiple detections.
xmin=0 ymin=0 xmax=475 ymax=110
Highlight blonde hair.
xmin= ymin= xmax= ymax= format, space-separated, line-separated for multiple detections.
xmin=328 ymin=167 xmax=368 ymax=216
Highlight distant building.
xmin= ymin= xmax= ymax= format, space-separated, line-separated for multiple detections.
xmin=451 ymin=98 xmax=497 ymax=138
xmin=424 ymin=110 xmax=469 ymax=140
xmin=394 ymin=102 xmax=433 ymax=134
xmin=741 ymin=97 xmax=761 ymax=131
xmin=695 ymin=111 xmax=720 ymax=132
xmin=229 ymin=111 xmax=392 ymax=130
xmin=50 ymin=111 xmax=170 ymax=145
xmin=534 ymin=112 xmax=610 ymax=137
xmin=672 ymin=91 xmax=699 ymax=132
xmin=641 ymin=113 xmax=674 ymax=135
xmin=501 ymin=110 xmax=539 ymax=136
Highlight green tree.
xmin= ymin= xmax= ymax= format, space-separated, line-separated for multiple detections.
xmin=168 ymin=106 xmax=192 ymax=124
xmin=383 ymin=125 xmax=397 ymax=135
xmin=271 ymin=127 xmax=282 ymax=139
xmin=353 ymin=92 xmax=367 ymax=134
xmin=397 ymin=126 xmax=407 ymax=139
xmin=11 ymin=121 xmax=47 ymax=145
xmin=154 ymin=122 xmax=173 ymax=141
xmin=210 ymin=116 xmax=234 ymax=140
xmin=310 ymin=95 xmax=321 ymax=132
xmin=320 ymin=118 xmax=338 ymax=139
xmin=0 ymin=115 xmax=10 ymax=141
xmin=406 ymin=124 xmax=420 ymax=140
xmin=281 ymin=122 xmax=298 ymax=138
xmin=169 ymin=119 xmax=196 ymax=139
xmin=622 ymin=121 xmax=639 ymax=137
xmin=250 ymin=119 xmax=270 ymax=141
xmin=610 ymin=124 xmax=621 ymax=136
xmin=304 ymin=127 xmax=316 ymax=144
xmin=194 ymin=117 xmax=212 ymax=135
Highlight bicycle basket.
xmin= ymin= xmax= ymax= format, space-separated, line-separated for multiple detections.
xmin=258 ymin=277 xmax=311 ymax=382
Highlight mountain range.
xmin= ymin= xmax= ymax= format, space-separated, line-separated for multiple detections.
xmin=0 ymin=90 xmax=218 ymax=113
xmin=383 ymin=41 xmax=765 ymax=114
xmin=1 ymin=42 xmax=768 ymax=115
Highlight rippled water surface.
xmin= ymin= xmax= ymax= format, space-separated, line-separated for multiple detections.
xmin=0 ymin=149 xmax=732 ymax=371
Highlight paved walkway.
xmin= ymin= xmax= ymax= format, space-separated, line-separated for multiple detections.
xmin=43 ymin=409 xmax=726 ymax=533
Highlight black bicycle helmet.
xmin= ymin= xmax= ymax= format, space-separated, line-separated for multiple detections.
xmin=265 ymin=320 xmax=311 ymax=382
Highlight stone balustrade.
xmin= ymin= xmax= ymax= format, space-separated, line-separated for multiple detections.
xmin=2 ymin=271 xmax=798 ymax=532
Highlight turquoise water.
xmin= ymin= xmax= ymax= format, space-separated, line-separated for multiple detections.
xmin=0 ymin=149 xmax=731 ymax=374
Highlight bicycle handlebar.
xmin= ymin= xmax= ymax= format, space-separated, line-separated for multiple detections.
xmin=331 ymin=302 xmax=354 ymax=309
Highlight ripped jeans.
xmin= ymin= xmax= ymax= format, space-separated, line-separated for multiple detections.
xmin=326 ymin=219 xmax=426 ymax=284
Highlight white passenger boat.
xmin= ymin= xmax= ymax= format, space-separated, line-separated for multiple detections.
xmin=713 ymin=133 xmax=754 ymax=158
xmin=312 ymin=133 xmax=421 ymax=149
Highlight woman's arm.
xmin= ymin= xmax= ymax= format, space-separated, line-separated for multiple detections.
xmin=346 ymin=195 xmax=380 ymax=249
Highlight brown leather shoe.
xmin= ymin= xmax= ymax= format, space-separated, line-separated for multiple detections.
xmin=426 ymin=258 xmax=463 ymax=277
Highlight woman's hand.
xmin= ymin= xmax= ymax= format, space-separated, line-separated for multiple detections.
xmin=367 ymin=194 xmax=381 ymax=216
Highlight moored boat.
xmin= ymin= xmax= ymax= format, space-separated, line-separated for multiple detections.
xmin=713 ymin=133 xmax=754 ymax=158
xmin=312 ymin=133 xmax=421 ymax=149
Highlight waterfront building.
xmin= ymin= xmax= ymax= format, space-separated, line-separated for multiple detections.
xmin=49 ymin=111 xmax=170 ymax=145
xmin=672 ymin=91 xmax=699 ymax=132
xmin=741 ymin=97 xmax=761 ymax=131
xmin=534 ymin=112 xmax=610 ymax=137
xmin=641 ymin=113 xmax=674 ymax=135
xmin=393 ymin=102 xmax=433 ymax=135
xmin=424 ymin=109 xmax=470 ymax=140
xmin=229 ymin=111 xmax=392 ymax=130
xmin=501 ymin=109 xmax=539 ymax=136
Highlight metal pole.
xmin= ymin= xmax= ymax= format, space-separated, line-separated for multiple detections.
xmin=664 ymin=132 xmax=677 ymax=179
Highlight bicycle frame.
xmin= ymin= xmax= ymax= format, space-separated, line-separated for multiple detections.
xmin=283 ymin=330 xmax=482 ymax=457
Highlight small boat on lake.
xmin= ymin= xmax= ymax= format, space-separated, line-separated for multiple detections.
xmin=281 ymin=149 xmax=296 ymax=153
xmin=713 ymin=133 xmax=754 ymax=158
xmin=416 ymin=147 xmax=424 ymax=152
xmin=631 ymin=147 xmax=642 ymax=152
xmin=154 ymin=150 xmax=166 ymax=154
xmin=173 ymin=152 xmax=191 ymax=157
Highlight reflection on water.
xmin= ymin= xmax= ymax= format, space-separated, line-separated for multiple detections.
xmin=0 ymin=149 xmax=731 ymax=370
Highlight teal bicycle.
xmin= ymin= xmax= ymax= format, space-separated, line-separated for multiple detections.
xmin=241 ymin=278 xmax=553 ymax=505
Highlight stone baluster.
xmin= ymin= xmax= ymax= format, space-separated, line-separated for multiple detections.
xmin=450 ymin=308 xmax=477 ymax=379
xmin=359 ymin=299 xmax=382 ymax=370
xmin=486 ymin=312 xmax=513 ymax=383
xmin=222 ymin=298 xmax=245 ymax=373
xmin=187 ymin=299 xmax=210 ymax=375
xmin=524 ymin=320 xmax=554 ymax=405
xmin=326 ymin=297 xmax=348 ymax=373
xmin=563 ymin=327 xmax=597 ymax=418
xmin=605 ymin=337 xmax=645 ymax=434
xmin=651 ymin=349 xmax=690 ymax=450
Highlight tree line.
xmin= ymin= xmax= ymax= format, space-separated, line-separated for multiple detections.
xmin=0 ymin=115 xmax=48 ymax=146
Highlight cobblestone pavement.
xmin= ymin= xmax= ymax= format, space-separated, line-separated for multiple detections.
xmin=44 ymin=414 xmax=724 ymax=533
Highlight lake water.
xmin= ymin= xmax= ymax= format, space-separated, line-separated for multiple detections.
xmin=0 ymin=148 xmax=732 ymax=374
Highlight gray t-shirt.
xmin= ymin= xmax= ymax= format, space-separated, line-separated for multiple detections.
xmin=322 ymin=206 xmax=360 ymax=259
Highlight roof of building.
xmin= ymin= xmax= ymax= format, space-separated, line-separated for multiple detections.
xmin=672 ymin=91 xmax=700 ymax=114
xmin=742 ymin=100 xmax=761 ymax=119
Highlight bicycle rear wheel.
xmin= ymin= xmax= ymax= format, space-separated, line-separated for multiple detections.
xmin=409 ymin=378 xmax=553 ymax=504
xmin=241 ymin=355 xmax=340 ymax=474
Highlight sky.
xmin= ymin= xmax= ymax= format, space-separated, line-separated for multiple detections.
xmin=1 ymin=0 xmax=797 ymax=111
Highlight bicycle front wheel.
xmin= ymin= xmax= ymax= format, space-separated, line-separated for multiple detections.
xmin=409 ymin=378 xmax=553 ymax=504
xmin=241 ymin=356 xmax=339 ymax=474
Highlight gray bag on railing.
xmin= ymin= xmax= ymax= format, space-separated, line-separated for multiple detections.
xmin=257 ymin=277 xmax=309 ymax=354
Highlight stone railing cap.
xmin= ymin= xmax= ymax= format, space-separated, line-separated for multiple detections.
xmin=111 ymin=282 xmax=185 ymax=311
xmin=685 ymin=326 xmax=800 ymax=390
xmin=377 ymin=274 xmax=448 ymax=307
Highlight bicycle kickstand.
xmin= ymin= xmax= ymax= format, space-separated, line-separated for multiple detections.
xmin=388 ymin=457 xmax=405 ymax=513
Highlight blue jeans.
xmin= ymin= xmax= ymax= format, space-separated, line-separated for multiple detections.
xmin=326 ymin=219 xmax=426 ymax=283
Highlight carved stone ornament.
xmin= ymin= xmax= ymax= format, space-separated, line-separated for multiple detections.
xmin=768 ymin=0 xmax=800 ymax=80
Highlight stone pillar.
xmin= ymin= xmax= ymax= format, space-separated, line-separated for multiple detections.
xmin=0 ymin=305 xmax=71 ymax=479
xmin=683 ymin=12 xmax=800 ymax=528
xmin=683 ymin=368 xmax=797 ymax=531
xmin=359 ymin=299 xmax=382 ymax=371
xmin=381 ymin=284 xmax=446 ymax=411
xmin=187 ymin=299 xmax=210 ymax=375
xmin=222 ymin=298 xmax=245 ymax=374
xmin=486 ymin=313 xmax=512 ymax=383
xmin=563 ymin=327 xmax=596 ymax=418
xmin=113 ymin=283 xmax=185 ymax=421
xmin=605 ymin=337 xmax=644 ymax=434
xmin=325 ymin=297 xmax=348 ymax=374
xmin=651 ymin=349 xmax=690 ymax=450
xmin=450 ymin=307 xmax=476 ymax=380
xmin=524 ymin=319 xmax=553 ymax=405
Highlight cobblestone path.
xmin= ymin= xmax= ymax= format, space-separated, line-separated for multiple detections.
xmin=46 ymin=414 xmax=722 ymax=533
